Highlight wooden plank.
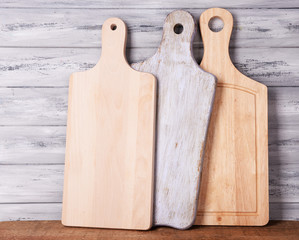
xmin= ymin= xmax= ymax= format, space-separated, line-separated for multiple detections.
xmin=0 ymin=88 xmax=68 ymax=126
xmin=0 ymin=8 xmax=298 ymax=48
xmin=230 ymin=48 xmax=299 ymax=87
xmin=269 ymin=203 xmax=299 ymax=221
xmin=0 ymin=87 xmax=298 ymax=126
xmin=0 ymin=165 xmax=63 ymax=203
xmin=1 ymin=0 xmax=298 ymax=9
xmin=269 ymin=125 xmax=299 ymax=165
xmin=269 ymin=164 xmax=299 ymax=203
xmin=1 ymin=47 xmax=298 ymax=87
xmin=0 ymin=204 xmax=62 ymax=221
xmin=268 ymin=87 xmax=299 ymax=128
xmin=0 ymin=164 xmax=297 ymax=205
xmin=0 ymin=204 xmax=298 ymax=222
xmin=0 ymin=124 xmax=298 ymax=166
xmin=0 ymin=124 xmax=298 ymax=165
xmin=0 ymin=126 xmax=65 ymax=165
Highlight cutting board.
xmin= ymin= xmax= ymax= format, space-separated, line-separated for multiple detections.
xmin=132 ymin=10 xmax=217 ymax=229
xmin=62 ymin=17 xmax=157 ymax=230
xmin=196 ymin=8 xmax=269 ymax=226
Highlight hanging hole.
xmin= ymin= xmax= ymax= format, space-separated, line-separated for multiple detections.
xmin=174 ymin=23 xmax=184 ymax=34
xmin=110 ymin=24 xmax=117 ymax=31
xmin=208 ymin=17 xmax=224 ymax=32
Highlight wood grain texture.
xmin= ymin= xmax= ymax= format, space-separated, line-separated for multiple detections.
xmin=0 ymin=88 xmax=68 ymax=126
xmin=0 ymin=126 xmax=66 ymax=164
xmin=2 ymin=0 xmax=298 ymax=8
xmin=132 ymin=10 xmax=216 ymax=229
xmin=269 ymin=163 xmax=299 ymax=202
xmin=62 ymin=18 xmax=156 ymax=230
xmin=1 ymin=220 xmax=299 ymax=240
xmin=196 ymin=8 xmax=268 ymax=226
xmin=1 ymin=87 xmax=298 ymax=127
xmin=0 ymin=47 xmax=298 ymax=87
xmin=269 ymin=203 xmax=299 ymax=221
xmin=0 ymin=122 xmax=298 ymax=166
xmin=0 ymin=165 xmax=63 ymax=203
xmin=0 ymin=164 xmax=298 ymax=205
xmin=0 ymin=205 xmax=62 ymax=222
xmin=269 ymin=125 xmax=299 ymax=165
xmin=1 ymin=203 xmax=298 ymax=222
xmin=0 ymin=8 xmax=298 ymax=48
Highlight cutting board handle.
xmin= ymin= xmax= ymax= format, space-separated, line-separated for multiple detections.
xmin=158 ymin=10 xmax=195 ymax=54
xmin=200 ymin=8 xmax=233 ymax=64
xmin=99 ymin=17 xmax=128 ymax=66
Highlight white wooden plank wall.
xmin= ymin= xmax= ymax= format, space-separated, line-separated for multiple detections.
xmin=0 ymin=0 xmax=298 ymax=221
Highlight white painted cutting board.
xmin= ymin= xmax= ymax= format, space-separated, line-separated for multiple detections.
xmin=132 ymin=10 xmax=217 ymax=229
xmin=196 ymin=8 xmax=269 ymax=226
xmin=62 ymin=17 xmax=157 ymax=230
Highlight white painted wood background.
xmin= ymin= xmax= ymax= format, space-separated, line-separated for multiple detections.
xmin=0 ymin=0 xmax=298 ymax=221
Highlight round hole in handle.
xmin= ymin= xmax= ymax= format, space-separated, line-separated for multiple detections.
xmin=110 ymin=24 xmax=117 ymax=31
xmin=208 ymin=17 xmax=224 ymax=32
xmin=173 ymin=23 xmax=184 ymax=34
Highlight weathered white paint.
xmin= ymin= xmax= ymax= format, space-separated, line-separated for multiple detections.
xmin=0 ymin=126 xmax=66 ymax=165
xmin=1 ymin=0 xmax=297 ymax=9
xmin=0 ymin=165 xmax=64 ymax=203
xmin=0 ymin=87 xmax=298 ymax=127
xmin=132 ymin=10 xmax=216 ymax=229
xmin=269 ymin=164 xmax=299 ymax=203
xmin=0 ymin=9 xmax=298 ymax=48
xmin=0 ymin=203 xmax=62 ymax=221
xmin=0 ymin=47 xmax=298 ymax=87
xmin=1 ymin=202 xmax=297 ymax=222
xmin=269 ymin=203 xmax=299 ymax=221
xmin=0 ymin=164 xmax=298 ymax=204
xmin=0 ymin=88 xmax=68 ymax=126
xmin=268 ymin=87 xmax=299 ymax=128
xmin=0 ymin=123 xmax=298 ymax=165
xmin=269 ymin=125 xmax=299 ymax=165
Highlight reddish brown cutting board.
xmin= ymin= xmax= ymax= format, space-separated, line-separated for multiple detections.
xmin=62 ymin=18 xmax=156 ymax=230
xmin=196 ymin=8 xmax=269 ymax=226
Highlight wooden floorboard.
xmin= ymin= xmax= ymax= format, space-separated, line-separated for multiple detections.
xmin=0 ymin=221 xmax=298 ymax=240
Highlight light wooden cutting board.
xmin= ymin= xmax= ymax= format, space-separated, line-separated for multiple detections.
xmin=62 ymin=18 xmax=157 ymax=230
xmin=132 ymin=10 xmax=217 ymax=229
xmin=196 ymin=8 xmax=269 ymax=226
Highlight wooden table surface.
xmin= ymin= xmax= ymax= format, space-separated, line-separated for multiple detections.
xmin=0 ymin=221 xmax=298 ymax=240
